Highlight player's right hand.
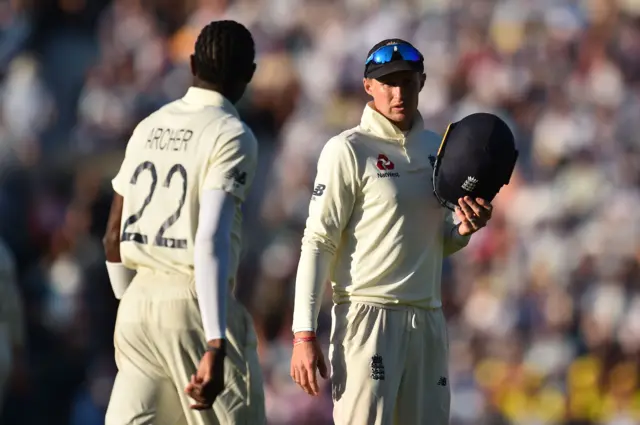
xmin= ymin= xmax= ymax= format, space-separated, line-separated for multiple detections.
xmin=184 ymin=342 xmax=226 ymax=410
xmin=290 ymin=332 xmax=328 ymax=396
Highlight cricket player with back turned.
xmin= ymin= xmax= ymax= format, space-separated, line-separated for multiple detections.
xmin=290 ymin=39 xmax=494 ymax=425
xmin=102 ymin=20 xmax=266 ymax=425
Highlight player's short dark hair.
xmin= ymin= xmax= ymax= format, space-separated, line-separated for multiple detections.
xmin=193 ymin=20 xmax=255 ymax=86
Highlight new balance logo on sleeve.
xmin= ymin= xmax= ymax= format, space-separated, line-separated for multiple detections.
xmin=312 ymin=184 xmax=326 ymax=197
xmin=437 ymin=376 xmax=448 ymax=386
xmin=461 ymin=176 xmax=478 ymax=192
xmin=225 ymin=168 xmax=247 ymax=185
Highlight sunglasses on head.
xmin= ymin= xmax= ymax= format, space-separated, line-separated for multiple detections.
xmin=365 ymin=43 xmax=423 ymax=66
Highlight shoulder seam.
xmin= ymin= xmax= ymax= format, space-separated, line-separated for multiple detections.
xmin=327 ymin=131 xmax=360 ymax=193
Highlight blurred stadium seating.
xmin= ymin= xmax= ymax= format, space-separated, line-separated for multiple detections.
xmin=1 ymin=0 xmax=640 ymax=424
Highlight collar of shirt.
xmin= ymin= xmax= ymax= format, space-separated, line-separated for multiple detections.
xmin=182 ymin=87 xmax=239 ymax=118
xmin=359 ymin=102 xmax=425 ymax=144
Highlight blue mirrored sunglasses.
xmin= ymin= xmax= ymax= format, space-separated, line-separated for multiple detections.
xmin=365 ymin=44 xmax=423 ymax=65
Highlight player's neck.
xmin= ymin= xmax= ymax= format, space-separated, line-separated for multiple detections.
xmin=393 ymin=119 xmax=412 ymax=132
xmin=192 ymin=80 xmax=243 ymax=105
xmin=193 ymin=79 xmax=224 ymax=95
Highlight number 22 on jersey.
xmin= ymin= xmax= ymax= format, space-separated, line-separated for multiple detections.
xmin=121 ymin=161 xmax=188 ymax=249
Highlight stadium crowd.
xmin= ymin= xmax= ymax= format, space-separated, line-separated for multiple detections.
xmin=1 ymin=0 xmax=640 ymax=424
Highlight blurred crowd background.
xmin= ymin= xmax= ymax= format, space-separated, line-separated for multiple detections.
xmin=0 ymin=0 xmax=640 ymax=424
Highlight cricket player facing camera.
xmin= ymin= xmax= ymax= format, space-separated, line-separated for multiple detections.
xmin=290 ymin=39 xmax=494 ymax=425
xmin=102 ymin=20 xmax=266 ymax=425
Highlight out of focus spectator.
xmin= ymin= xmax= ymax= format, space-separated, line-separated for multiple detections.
xmin=0 ymin=237 xmax=25 ymax=416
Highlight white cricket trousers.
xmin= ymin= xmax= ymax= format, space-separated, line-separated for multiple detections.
xmin=105 ymin=269 xmax=265 ymax=425
xmin=330 ymin=302 xmax=450 ymax=425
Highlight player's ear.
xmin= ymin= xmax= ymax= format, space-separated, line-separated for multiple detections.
xmin=363 ymin=78 xmax=374 ymax=97
xmin=246 ymin=63 xmax=257 ymax=83
xmin=419 ymin=73 xmax=426 ymax=91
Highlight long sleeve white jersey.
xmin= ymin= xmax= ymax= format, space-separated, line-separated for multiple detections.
xmin=112 ymin=87 xmax=257 ymax=283
xmin=292 ymin=104 xmax=470 ymax=332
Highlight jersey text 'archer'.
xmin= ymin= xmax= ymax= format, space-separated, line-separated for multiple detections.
xmin=145 ymin=127 xmax=193 ymax=152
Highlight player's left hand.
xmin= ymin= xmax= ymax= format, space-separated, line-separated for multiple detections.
xmin=455 ymin=196 xmax=492 ymax=236
xmin=184 ymin=347 xmax=225 ymax=410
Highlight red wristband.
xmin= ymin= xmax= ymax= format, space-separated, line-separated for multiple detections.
xmin=293 ymin=336 xmax=316 ymax=345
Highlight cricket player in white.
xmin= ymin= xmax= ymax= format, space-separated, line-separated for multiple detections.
xmin=290 ymin=39 xmax=494 ymax=425
xmin=103 ymin=21 xmax=265 ymax=425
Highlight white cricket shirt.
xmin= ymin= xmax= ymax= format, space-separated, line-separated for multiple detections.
xmin=292 ymin=104 xmax=470 ymax=332
xmin=112 ymin=87 xmax=257 ymax=288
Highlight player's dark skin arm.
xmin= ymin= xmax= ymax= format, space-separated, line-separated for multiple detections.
xmin=103 ymin=193 xmax=124 ymax=263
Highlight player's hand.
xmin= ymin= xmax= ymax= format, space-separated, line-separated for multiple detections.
xmin=455 ymin=196 xmax=492 ymax=236
xmin=290 ymin=332 xmax=328 ymax=396
xmin=184 ymin=341 xmax=226 ymax=410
